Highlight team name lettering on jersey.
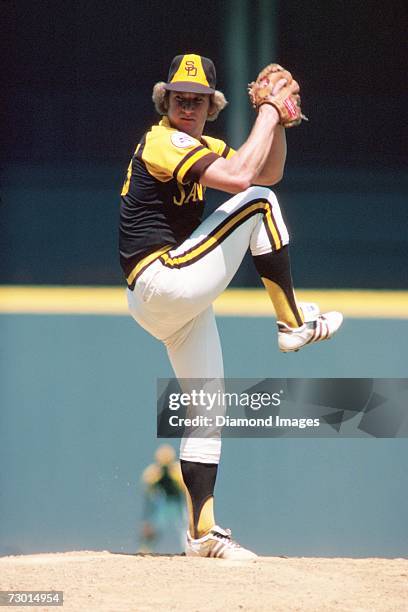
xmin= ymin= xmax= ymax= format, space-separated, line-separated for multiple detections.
xmin=173 ymin=182 xmax=204 ymax=206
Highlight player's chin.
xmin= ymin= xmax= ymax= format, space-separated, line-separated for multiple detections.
xmin=178 ymin=118 xmax=198 ymax=135
xmin=179 ymin=117 xmax=195 ymax=125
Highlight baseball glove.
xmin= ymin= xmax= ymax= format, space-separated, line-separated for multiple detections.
xmin=248 ymin=63 xmax=307 ymax=128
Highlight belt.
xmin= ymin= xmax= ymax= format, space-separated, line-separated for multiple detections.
xmin=127 ymin=245 xmax=172 ymax=289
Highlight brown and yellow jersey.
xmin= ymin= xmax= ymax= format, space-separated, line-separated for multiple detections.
xmin=119 ymin=116 xmax=234 ymax=286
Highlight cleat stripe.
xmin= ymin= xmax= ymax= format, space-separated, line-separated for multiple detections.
xmin=317 ymin=319 xmax=323 ymax=341
xmin=305 ymin=321 xmax=318 ymax=346
xmin=213 ymin=542 xmax=225 ymax=557
xmin=313 ymin=320 xmax=321 ymax=342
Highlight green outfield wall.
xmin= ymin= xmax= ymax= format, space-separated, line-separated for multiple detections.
xmin=1 ymin=313 xmax=407 ymax=557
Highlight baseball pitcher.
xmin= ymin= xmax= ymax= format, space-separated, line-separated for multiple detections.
xmin=119 ymin=53 xmax=343 ymax=559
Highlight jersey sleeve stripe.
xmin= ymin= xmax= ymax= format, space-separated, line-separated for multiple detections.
xmin=172 ymin=145 xmax=205 ymax=182
xmin=185 ymin=152 xmax=219 ymax=183
xmin=175 ymin=148 xmax=218 ymax=184
xmin=221 ymin=144 xmax=231 ymax=158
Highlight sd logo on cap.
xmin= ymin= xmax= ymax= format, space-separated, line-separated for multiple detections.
xmin=164 ymin=54 xmax=216 ymax=94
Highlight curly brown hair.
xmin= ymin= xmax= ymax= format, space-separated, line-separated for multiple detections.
xmin=152 ymin=82 xmax=228 ymax=122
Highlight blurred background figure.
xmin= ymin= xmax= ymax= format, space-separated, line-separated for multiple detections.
xmin=138 ymin=444 xmax=187 ymax=553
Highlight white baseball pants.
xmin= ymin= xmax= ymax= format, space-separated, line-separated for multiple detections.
xmin=127 ymin=186 xmax=289 ymax=463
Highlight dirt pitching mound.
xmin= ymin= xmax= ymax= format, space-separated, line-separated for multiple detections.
xmin=0 ymin=551 xmax=407 ymax=611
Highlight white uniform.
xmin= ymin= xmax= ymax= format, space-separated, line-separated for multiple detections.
xmin=127 ymin=185 xmax=289 ymax=463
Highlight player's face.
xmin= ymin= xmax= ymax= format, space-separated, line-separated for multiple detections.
xmin=167 ymin=92 xmax=211 ymax=138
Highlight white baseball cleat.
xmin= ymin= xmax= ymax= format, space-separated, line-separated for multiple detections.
xmin=298 ymin=301 xmax=320 ymax=322
xmin=278 ymin=309 xmax=343 ymax=353
xmin=185 ymin=525 xmax=257 ymax=560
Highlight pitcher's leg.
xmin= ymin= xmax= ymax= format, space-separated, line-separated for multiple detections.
xmin=164 ymin=306 xmax=224 ymax=380
xmin=164 ymin=306 xmax=223 ymax=538
xmin=254 ymin=246 xmax=304 ymax=327
xmin=129 ymin=185 xmax=342 ymax=355
xmin=158 ymin=186 xmax=304 ymax=328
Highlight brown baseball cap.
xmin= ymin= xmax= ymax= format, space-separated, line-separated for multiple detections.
xmin=164 ymin=54 xmax=216 ymax=94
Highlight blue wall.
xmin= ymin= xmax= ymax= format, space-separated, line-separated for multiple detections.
xmin=1 ymin=314 xmax=407 ymax=557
